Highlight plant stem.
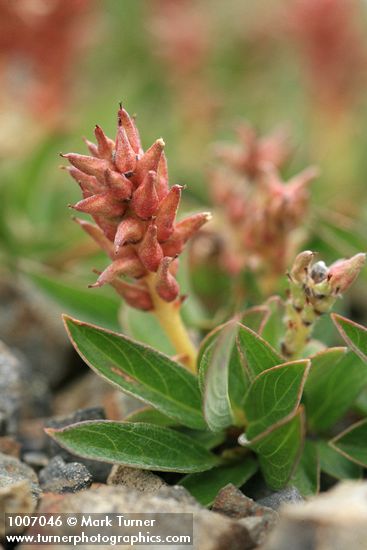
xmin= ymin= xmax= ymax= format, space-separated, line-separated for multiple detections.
xmin=144 ymin=273 xmax=198 ymax=373
xmin=282 ymin=302 xmax=313 ymax=359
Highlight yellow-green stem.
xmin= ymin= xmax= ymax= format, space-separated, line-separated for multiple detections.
xmin=145 ymin=273 xmax=198 ymax=373
xmin=283 ymin=303 xmax=312 ymax=359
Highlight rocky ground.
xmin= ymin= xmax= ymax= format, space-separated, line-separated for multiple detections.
xmin=1 ymin=279 xmax=367 ymax=550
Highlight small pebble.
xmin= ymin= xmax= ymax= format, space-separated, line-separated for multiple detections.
xmin=0 ymin=452 xmax=41 ymax=500
xmin=107 ymin=465 xmax=166 ymax=494
xmin=39 ymin=455 xmax=92 ymax=494
xmin=44 ymin=407 xmax=112 ymax=482
xmin=22 ymin=452 xmax=49 ymax=471
xmin=0 ymin=436 xmax=21 ymax=458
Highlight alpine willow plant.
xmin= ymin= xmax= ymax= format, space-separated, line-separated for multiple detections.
xmin=47 ymin=106 xmax=367 ymax=506
xmin=61 ymin=105 xmax=211 ymax=372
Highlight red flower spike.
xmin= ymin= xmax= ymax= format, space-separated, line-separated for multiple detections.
xmin=289 ymin=0 xmax=366 ymax=114
xmin=133 ymin=139 xmax=165 ymax=182
xmin=92 ymin=215 xmax=119 ymax=242
xmin=72 ymin=192 xmax=127 ymax=218
xmin=63 ymin=105 xmax=212 ymax=311
xmin=156 ymin=258 xmax=180 ymax=302
xmin=130 ymin=170 xmax=160 ymax=219
xmin=155 ymin=185 xmax=182 ymax=242
xmin=169 ymin=257 xmax=179 ymax=277
xmin=118 ymin=106 xmax=142 ymax=155
xmin=257 ymin=126 xmax=291 ymax=172
xmin=94 ymin=125 xmax=115 ymax=160
xmin=287 ymin=166 xmax=320 ymax=191
xmin=175 ymin=212 xmax=212 ymax=243
xmin=110 ymin=279 xmax=153 ymax=311
xmin=209 ymin=120 xmax=318 ymax=279
xmin=74 ymin=218 xmax=115 ymax=259
xmin=161 ymin=233 xmax=184 ymax=257
xmin=90 ymin=251 xmax=146 ymax=287
xmin=115 ymin=125 xmax=137 ymax=174
xmin=83 ymin=137 xmax=99 ymax=157
xmin=104 ymin=169 xmax=133 ymax=200
xmin=156 ymin=152 xmax=169 ymax=200
xmin=61 ymin=153 xmax=110 ymax=183
xmin=138 ymin=224 xmax=164 ymax=272
xmin=64 ymin=167 xmax=101 ymax=198
xmin=216 ymin=122 xmax=291 ymax=180
xmin=114 ymin=217 xmax=145 ymax=254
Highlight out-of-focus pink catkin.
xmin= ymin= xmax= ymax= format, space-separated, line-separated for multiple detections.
xmin=288 ymin=0 xmax=367 ymax=115
xmin=209 ymin=122 xmax=318 ymax=280
xmin=62 ymin=106 xmax=211 ymax=310
xmin=0 ymin=0 xmax=93 ymax=124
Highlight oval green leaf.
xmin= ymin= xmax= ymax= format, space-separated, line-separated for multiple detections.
xmin=291 ymin=440 xmax=319 ymax=496
xmin=244 ymin=359 xmax=310 ymax=439
xmin=332 ymin=314 xmax=367 ymax=363
xmin=201 ymin=321 xmax=238 ymax=431
xmin=46 ymin=421 xmax=219 ymax=473
xmin=237 ymin=324 xmax=283 ymax=378
xmin=63 ymin=315 xmax=206 ymax=430
xmin=304 ymin=348 xmax=367 ymax=433
xmin=317 ymin=440 xmax=362 ymax=480
xmin=330 ymin=419 xmax=367 ymax=467
xmin=247 ymin=408 xmax=305 ymax=490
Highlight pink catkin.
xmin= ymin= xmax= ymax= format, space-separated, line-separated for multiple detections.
xmin=63 ymin=106 xmax=211 ymax=310
xmin=210 ymin=122 xmax=317 ymax=277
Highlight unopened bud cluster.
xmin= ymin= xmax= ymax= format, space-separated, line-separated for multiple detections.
xmin=210 ymin=123 xmax=318 ymax=279
xmin=282 ymin=251 xmax=366 ymax=358
xmin=62 ymin=106 xmax=211 ymax=310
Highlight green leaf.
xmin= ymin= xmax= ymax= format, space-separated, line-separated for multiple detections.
xmin=259 ymin=296 xmax=284 ymax=352
xmin=237 ymin=324 xmax=283 ymax=378
xmin=63 ymin=316 xmax=206 ymax=430
xmin=317 ymin=440 xmax=362 ymax=480
xmin=124 ymin=407 xmax=176 ymax=427
xmin=27 ymin=271 xmax=120 ymax=331
xmin=197 ymin=325 xmax=221 ymax=392
xmin=330 ymin=419 xmax=367 ymax=467
xmin=247 ymin=408 xmax=305 ymax=490
xmin=199 ymin=321 xmax=249 ymax=427
xmin=228 ymin=341 xmax=250 ymax=425
xmin=244 ymin=360 xmax=310 ymax=439
xmin=304 ymin=348 xmax=367 ymax=433
xmin=46 ymin=421 xmax=219 ymax=473
xmin=201 ymin=322 xmax=238 ymax=431
xmin=332 ymin=314 xmax=367 ymax=363
xmin=174 ymin=428 xmax=226 ymax=450
xmin=179 ymin=456 xmax=258 ymax=506
xmin=291 ymin=440 xmax=319 ymax=496
xmin=305 ymin=347 xmax=347 ymax=393
xmin=354 ymin=387 xmax=367 ymax=415
xmin=240 ymin=306 xmax=269 ymax=333
xmin=120 ymin=306 xmax=175 ymax=355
